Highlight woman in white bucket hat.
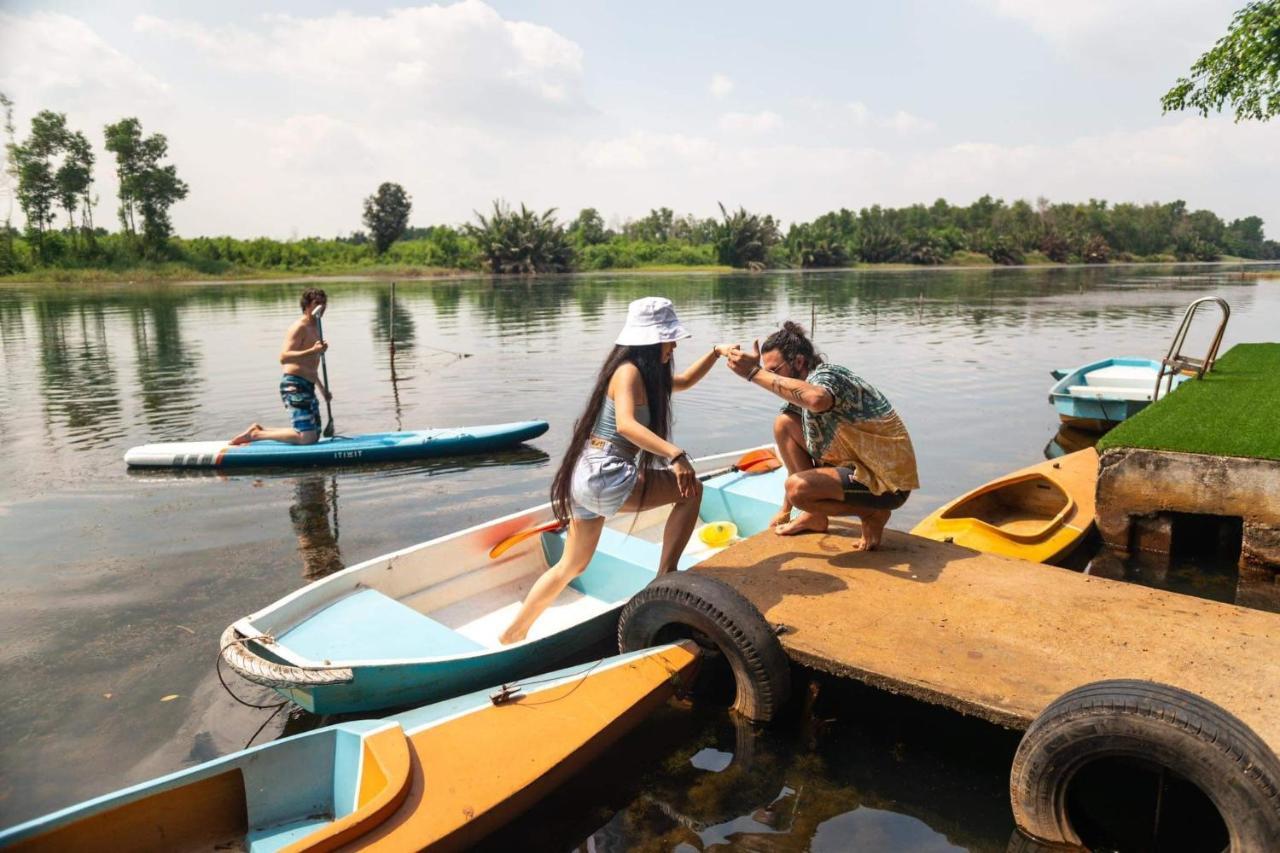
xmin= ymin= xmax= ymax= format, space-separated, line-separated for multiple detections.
xmin=501 ymin=296 xmax=733 ymax=644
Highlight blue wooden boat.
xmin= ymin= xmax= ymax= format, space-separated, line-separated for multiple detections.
xmin=220 ymin=447 xmax=785 ymax=714
xmin=123 ymin=420 xmax=549 ymax=468
xmin=0 ymin=643 xmax=699 ymax=852
xmin=1048 ymin=358 xmax=1185 ymax=432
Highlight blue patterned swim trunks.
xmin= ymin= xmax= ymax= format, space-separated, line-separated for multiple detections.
xmin=279 ymin=374 xmax=321 ymax=434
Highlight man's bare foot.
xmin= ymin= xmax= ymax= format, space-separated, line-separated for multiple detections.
xmin=853 ymin=508 xmax=892 ymax=551
xmin=775 ymin=511 xmax=829 ymax=536
xmin=498 ymin=625 xmax=527 ymax=645
xmin=769 ymin=507 xmax=793 ymax=528
xmin=229 ymin=423 xmax=263 ymax=445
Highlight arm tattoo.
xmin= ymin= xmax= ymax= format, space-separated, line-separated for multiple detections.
xmin=770 ymin=374 xmax=808 ymax=404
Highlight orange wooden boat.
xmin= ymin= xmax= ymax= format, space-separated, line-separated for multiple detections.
xmin=1 ymin=642 xmax=699 ymax=852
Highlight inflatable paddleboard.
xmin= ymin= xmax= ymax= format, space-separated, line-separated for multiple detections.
xmin=123 ymin=420 xmax=549 ymax=468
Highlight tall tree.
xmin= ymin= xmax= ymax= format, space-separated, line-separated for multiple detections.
xmin=362 ymin=182 xmax=412 ymax=255
xmin=104 ymin=117 xmax=188 ymax=258
xmin=9 ymin=110 xmax=71 ymax=260
xmin=56 ymin=130 xmax=95 ymax=239
xmin=0 ymin=92 xmax=16 ymax=271
xmin=1162 ymin=1 xmax=1280 ymax=121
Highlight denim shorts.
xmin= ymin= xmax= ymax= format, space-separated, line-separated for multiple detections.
xmin=570 ymin=445 xmax=639 ymax=520
xmin=280 ymin=374 xmax=321 ymax=434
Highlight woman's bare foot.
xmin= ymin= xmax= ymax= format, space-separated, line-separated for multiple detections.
xmin=498 ymin=625 xmax=527 ymax=645
xmin=229 ymin=423 xmax=263 ymax=445
xmin=775 ymin=511 xmax=829 ymax=536
xmin=769 ymin=507 xmax=793 ymax=528
xmin=852 ymin=508 xmax=892 ymax=551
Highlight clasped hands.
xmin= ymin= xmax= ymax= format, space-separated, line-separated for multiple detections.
xmin=716 ymin=341 xmax=762 ymax=380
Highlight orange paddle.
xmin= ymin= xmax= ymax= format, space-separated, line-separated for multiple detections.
xmin=735 ymin=447 xmax=782 ymax=474
xmin=488 ymin=520 xmax=565 ymax=559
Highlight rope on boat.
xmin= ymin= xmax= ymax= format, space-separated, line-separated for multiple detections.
xmin=216 ymin=633 xmax=290 ymax=711
xmin=217 ymin=624 xmax=355 ymax=689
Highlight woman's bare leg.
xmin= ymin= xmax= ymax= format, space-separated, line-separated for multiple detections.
xmin=499 ymin=516 xmax=606 ymax=644
xmin=620 ymin=470 xmax=704 ymax=574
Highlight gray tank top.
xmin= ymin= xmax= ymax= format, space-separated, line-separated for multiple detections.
xmin=592 ymin=396 xmax=650 ymax=454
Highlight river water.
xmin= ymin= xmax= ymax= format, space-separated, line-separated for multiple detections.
xmin=1 ymin=265 xmax=1277 ymax=847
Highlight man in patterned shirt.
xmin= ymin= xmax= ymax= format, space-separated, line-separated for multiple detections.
xmin=725 ymin=321 xmax=919 ymax=550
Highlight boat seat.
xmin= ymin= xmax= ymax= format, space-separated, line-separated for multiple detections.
xmin=1067 ymin=385 xmax=1152 ymax=401
xmin=279 ymin=589 xmax=484 ymax=663
xmin=701 ymin=468 xmax=786 ymax=535
xmin=540 ymin=527 xmax=702 ymax=604
xmin=1085 ymin=365 xmax=1156 ymax=387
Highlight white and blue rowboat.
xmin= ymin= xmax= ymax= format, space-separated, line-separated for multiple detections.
xmin=1048 ymin=358 xmax=1185 ymax=432
xmin=220 ymin=447 xmax=785 ymax=714
xmin=0 ymin=643 xmax=700 ymax=852
xmin=123 ymin=420 xmax=549 ymax=468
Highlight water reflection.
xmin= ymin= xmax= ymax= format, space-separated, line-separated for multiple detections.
xmin=289 ymin=474 xmax=345 ymax=580
xmin=1042 ymin=424 xmax=1100 ymax=459
xmin=35 ymin=296 xmax=125 ymax=448
xmin=131 ymin=301 xmax=201 ymax=437
xmin=486 ymin=673 xmax=1018 ymax=852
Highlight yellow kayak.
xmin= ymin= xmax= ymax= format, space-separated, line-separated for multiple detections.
xmin=911 ymin=448 xmax=1098 ymax=565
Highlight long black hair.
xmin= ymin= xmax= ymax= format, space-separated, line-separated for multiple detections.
xmin=761 ymin=320 xmax=824 ymax=373
xmin=551 ymin=343 xmax=673 ymax=523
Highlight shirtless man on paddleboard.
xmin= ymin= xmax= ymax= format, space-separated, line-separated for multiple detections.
xmin=229 ymin=288 xmax=331 ymax=446
xmin=724 ymin=320 xmax=919 ymax=551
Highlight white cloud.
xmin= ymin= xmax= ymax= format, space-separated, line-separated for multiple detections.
xmin=709 ymin=73 xmax=734 ymax=99
xmin=581 ymin=132 xmax=717 ymax=170
xmin=880 ymin=110 xmax=936 ymax=134
xmin=0 ymin=11 xmax=169 ymax=111
xmin=841 ymin=101 xmax=934 ymax=134
xmin=718 ymin=111 xmax=783 ymax=134
xmin=134 ymin=1 xmax=587 ymax=122
xmin=976 ymin=0 xmax=1240 ymax=70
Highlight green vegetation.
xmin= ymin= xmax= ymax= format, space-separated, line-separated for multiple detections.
xmin=1163 ymin=0 xmax=1280 ymax=122
xmin=104 ymin=117 xmax=188 ymax=258
xmin=363 ymin=182 xmax=412 ymax=255
xmin=466 ymin=201 xmax=574 ymax=273
xmin=1098 ymin=344 xmax=1280 ymax=461
xmin=3 ymin=86 xmax=1280 ymax=281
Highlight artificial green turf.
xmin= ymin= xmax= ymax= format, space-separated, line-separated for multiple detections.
xmin=1097 ymin=343 xmax=1280 ymax=461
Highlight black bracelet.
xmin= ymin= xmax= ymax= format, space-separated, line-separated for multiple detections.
xmin=745 ymin=366 xmax=762 ymax=381
xmin=668 ymin=450 xmax=688 ymax=465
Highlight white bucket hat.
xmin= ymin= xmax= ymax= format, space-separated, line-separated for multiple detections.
xmin=615 ymin=296 xmax=691 ymax=346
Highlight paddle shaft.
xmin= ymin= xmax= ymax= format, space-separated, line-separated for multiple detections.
xmin=313 ymin=309 xmax=335 ymax=437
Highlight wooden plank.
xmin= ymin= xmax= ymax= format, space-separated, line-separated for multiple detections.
xmin=694 ymin=523 xmax=1280 ymax=748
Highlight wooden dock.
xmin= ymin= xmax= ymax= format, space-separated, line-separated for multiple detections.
xmin=694 ymin=523 xmax=1280 ymax=746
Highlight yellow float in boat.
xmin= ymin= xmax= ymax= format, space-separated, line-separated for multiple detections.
xmin=910 ymin=448 xmax=1098 ymax=565
xmin=698 ymin=521 xmax=738 ymax=548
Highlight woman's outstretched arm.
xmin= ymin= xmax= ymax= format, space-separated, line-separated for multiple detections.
xmin=673 ymin=345 xmax=733 ymax=391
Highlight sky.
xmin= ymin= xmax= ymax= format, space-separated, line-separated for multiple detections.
xmin=1 ymin=0 xmax=1278 ymax=239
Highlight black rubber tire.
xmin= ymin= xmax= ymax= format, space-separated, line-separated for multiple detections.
xmin=1010 ymin=679 xmax=1280 ymax=851
xmin=617 ymin=572 xmax=790 ymax=722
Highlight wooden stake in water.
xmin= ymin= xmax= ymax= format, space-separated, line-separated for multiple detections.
xmin=389 ymin=281 xmax=403 ymax=432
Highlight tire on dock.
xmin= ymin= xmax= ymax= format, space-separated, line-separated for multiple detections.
xmin=617 ymin=572 xmax=790 ymax=722
xmin=1009 ymin=679 xmax=1280 ymax=851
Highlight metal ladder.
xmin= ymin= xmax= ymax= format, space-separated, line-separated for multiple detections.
xmin=1152 ymin=296 xmax=1230 ymax=401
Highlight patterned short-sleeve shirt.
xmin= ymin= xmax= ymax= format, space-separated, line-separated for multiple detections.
xmin=789 ymin=364 xmax=920 ymax=495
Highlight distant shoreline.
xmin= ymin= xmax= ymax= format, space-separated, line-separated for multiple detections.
xmin=1 ymin=257 xmax=1276 ymax=287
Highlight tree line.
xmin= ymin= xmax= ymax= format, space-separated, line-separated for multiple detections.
xmin=4 ymin=97 xmax=1277 ymax=278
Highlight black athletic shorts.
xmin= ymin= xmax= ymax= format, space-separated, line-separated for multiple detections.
xmin=835 ymin=467 xmax=910 ymax=510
